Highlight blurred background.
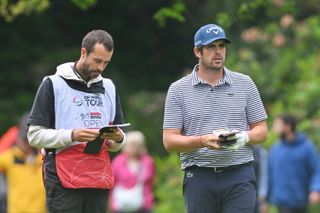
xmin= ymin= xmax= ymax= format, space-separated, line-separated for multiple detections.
xmin=1 ymin=0 xmax=320 ymax=212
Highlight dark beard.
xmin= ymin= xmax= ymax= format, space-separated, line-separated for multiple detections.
xmin=201 ymin=58 xmax=224 ymax=72
xmin=78 ymin=64 xmax=91 ymax=81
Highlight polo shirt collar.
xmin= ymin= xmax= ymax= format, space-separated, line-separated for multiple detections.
xmin=191 ymin=64 xmax=233 ymax=86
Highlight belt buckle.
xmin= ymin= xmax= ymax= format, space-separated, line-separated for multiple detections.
xmin=213 ymin=167 xmax=223 ymax=173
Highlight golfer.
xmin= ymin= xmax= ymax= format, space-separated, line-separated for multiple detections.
xmin=163 ymin=23 xmax=268 ymax=213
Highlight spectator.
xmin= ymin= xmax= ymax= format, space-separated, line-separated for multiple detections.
xmin=0 ymin=172 xmax=6 ymax=213
xmin=268 ymin=114 xmax=320 ymax=213
xmin=110 ymin=131 xmax=155 ymax=213
xmin=0 ymin=126 xmax=19 ymax=153
xmin=0 ymin=112 xmax=46 ymax=213
xmin=0 ymin=124 xmax=19 ymax=213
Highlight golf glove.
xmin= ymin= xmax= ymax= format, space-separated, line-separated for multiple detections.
xmin=225 ymin=131 xmax=249 ymax=151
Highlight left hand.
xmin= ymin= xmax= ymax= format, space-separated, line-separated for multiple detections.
xmin=224 ymin=131 xmax=249 ymax=151
xmin=309 ymin=191 xmax=320 ymax=204
xmin=100 ymin=127 xmax=124 ymax=143
xmin=259 ymin=202 xmax=268 ymax=213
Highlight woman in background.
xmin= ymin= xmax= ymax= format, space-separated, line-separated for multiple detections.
xmin=110 ymin=131 xmax=155 ymax=213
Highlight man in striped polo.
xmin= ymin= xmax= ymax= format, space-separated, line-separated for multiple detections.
xmin=163 ymin=24 xmax=268 ymax=213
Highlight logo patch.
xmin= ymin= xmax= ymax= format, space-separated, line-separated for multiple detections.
xmin=84 ymin=95 xmax=103 ymax=107
xmin=206 ymin=25 xmax=223 ymax=34
xmin=72 ymin=97 xmax=83 ymax=106
xmin=186 ymin=171 xmax=193 ymax=178
xmin=77 ymin=112 xmax=103 ymax=128
xmin=90 ymin=112 xmax=102 ymax=119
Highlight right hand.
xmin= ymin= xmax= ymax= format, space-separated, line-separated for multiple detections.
xmin=200 ymin=134 xmax=222 ymax=150
xmin=100 ymin=127 xmax=124 ymax=143
xmin=71 ymin=128 xmax=100 ymax=142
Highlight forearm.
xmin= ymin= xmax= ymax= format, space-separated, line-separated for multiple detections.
xmin=27 ymin=125 xmax=73 ymax=149
xmin=163 ymin=130 xmax=203 ymax=152
xmin=248 ymin=121 xmax=268 ymax=145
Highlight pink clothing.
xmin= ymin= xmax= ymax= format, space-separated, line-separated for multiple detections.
xmin=110 ymin=153 xmax=155 ymax=211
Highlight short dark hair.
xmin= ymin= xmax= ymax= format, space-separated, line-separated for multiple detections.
xmin=81 ymin=30 xmax=114 ymax=54
xmin=278 ymin=114 xmax=297 ymax=132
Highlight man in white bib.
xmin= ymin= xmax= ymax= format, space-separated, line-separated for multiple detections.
xmin=28 ymin=30 xmax=126 ymax=213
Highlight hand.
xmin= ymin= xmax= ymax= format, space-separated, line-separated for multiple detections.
xmin=309 ymin=191 xmax=320 ymax=204
xmin=259 ymin=202 xmax=269 ymax=213
xmin=200 ymin=134 xmax=222 ymax=150
xmin=100 ymin=127 xmax=124 ymax=143
xmin=71 ymin=128 xmax=100 ymax=142
xmin=257 ymin=197 xmax=269 ymax=213
xmin=224 ymin=131 xmax=249 ymax=151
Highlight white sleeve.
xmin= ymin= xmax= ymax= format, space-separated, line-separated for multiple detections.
xmin=27 ymin=125 xmax=73 ymax=149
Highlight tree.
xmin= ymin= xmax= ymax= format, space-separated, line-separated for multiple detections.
xmin=0 ymin=0 xmax=96 ymax=21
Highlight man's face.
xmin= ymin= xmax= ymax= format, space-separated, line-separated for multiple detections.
xmin=79 ymin=43 xmax=113 ymax=81
xmin=272 ymin=118 xmax=289 ymax=139
xmin=195 ymin=40 xmax=226 ymax=72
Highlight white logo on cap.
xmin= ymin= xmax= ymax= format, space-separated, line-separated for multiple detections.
xmin=206 ymin=26 xmax=223 ymax=34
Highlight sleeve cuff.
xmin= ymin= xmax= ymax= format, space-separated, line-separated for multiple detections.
xmin=61 ymin=129 xmax=73 ymax=146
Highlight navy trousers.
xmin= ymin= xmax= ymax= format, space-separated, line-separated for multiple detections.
xmin=183 ymin=163 xmax=256 ymax=213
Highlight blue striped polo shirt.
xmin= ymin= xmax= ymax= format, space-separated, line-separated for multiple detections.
xmin=163 ymin=65 xmax=268 ymax=169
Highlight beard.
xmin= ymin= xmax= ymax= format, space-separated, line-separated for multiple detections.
xmin=79 ymin=62 xmax=101 ymax=81
xmin=200 ymin=58 xmax=224 ymax=72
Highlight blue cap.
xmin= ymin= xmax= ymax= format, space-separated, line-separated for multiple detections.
xmin=194 ymin=24 xmax=231 ymax=47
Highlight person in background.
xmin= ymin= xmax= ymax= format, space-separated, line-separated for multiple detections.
xmin=110 ymin=131 xmax=155 ymax=213
xmin=0 ymin=171 xmax=6 ymax=213
xmin=252 ymin=145 xmax=268 ymax=213
xmin=268 ymin=114 xmax=320 ymax=213
xmin=0 ymin=126 xmax=19 ymax=213
xmin=0 ymin=126 xmax=19 ymax=153
xmin=0 ymin=112 xmax=46 ymax=213
xmin=0 ymin=123 xmax=20 ymax=213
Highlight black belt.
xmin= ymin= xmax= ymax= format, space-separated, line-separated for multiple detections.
xmin=187 ymin=162 xmax=252 ymax=173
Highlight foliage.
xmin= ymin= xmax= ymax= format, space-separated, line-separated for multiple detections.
xmin=0 ymin=0 xmax=96 ymax=21
xmin=153 ymin=153 xmax=185 ymax=213
xmin=0 ymin=0 xmax=50 ymax=22
xmin=70 ymin=0 xmax=97 ymax=10
xmin=124 ymin=91 xmax=167 ymax=156
xmin=227 ymin=12 xmax=320 ymax=146
xmin=1 ymin=1 xmax=320 ymax=211
xmin=153 ymin=0 xmax=186 ymax=28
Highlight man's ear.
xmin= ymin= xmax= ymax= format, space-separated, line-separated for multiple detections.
xmin=193 ymin=47 xmax=201 ymax=58
xmin=81 ymin=47 xmax=87 ymax=58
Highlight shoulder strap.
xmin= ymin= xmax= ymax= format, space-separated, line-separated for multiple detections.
xmin=102 ymin=78 xmax=116 ymax=123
